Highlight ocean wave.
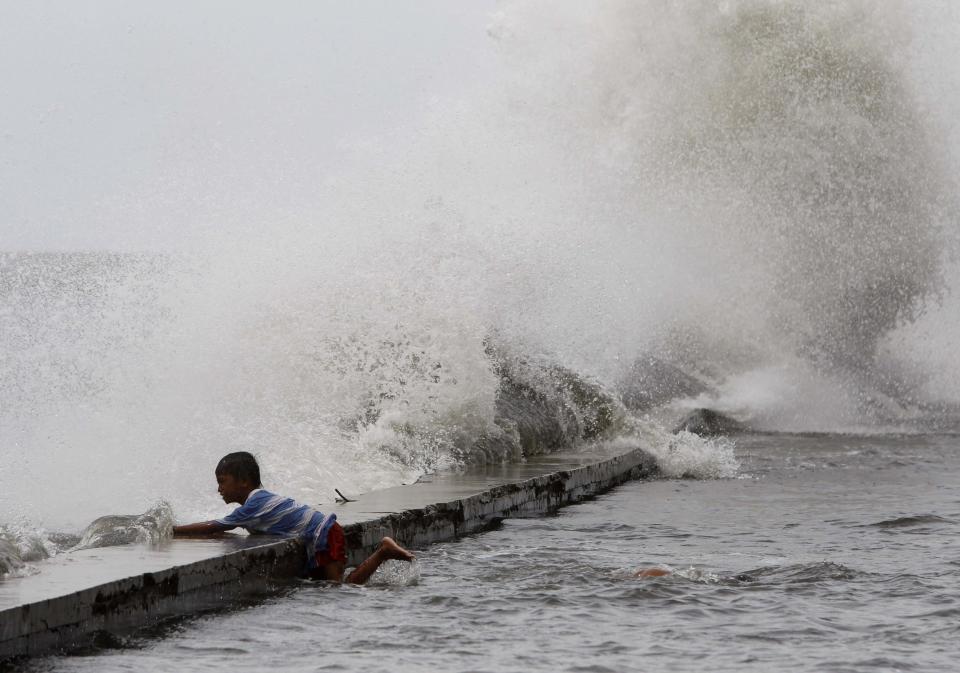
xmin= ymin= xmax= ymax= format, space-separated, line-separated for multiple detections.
xmin=739 ymin=561 xmax=870 ymax=584
xmin=4 ymin=0 xmax=959 ymax=536
xmin=636 ymin=427 xmax=740 ymax=480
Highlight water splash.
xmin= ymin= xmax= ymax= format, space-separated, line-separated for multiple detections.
xmin=3 ymin=1 xmax=959 ymax=532
xmin=492 ymin=0 xmax=958 ymax=424
xmin=602 ymin=427 xmax=740 ymax=480
xmin=70 ymin=502 xmax=174 ymax=551
xmin=0 ymin=525 xmax=59 ymax=577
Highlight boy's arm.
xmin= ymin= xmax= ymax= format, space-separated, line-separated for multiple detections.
xmin=173 ymin=521 xmax=234 ymax=536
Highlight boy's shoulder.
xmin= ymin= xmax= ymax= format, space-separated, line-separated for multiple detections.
xmin=234 ymin=488 xmax=278 ymax=512
xmin=245 ymin=488 xmax=280 ymax=505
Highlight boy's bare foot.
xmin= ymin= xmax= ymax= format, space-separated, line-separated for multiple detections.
xmin=344 ymin=536 xmax=415 ymax=584
xmin=380 ymin=537 xmax=415 ymax=562
xmin=635 ymin=567 xmax=671 ymax=578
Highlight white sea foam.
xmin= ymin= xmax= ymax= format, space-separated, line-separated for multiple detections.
xmin=603 ymin=424 xmax=741 ymax=480
xmin=648 ymin=431 xmax=740 ymax=481
xmin=365 ymin=559 xmax=422 ymax=588
xmin=0 ymin=525 xmax=56 ymax=577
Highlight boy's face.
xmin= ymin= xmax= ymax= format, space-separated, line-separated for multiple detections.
xmin=216 ymin=472 xmax=254 ymax=505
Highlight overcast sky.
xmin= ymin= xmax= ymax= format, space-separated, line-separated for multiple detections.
xmin=0 ymin=1 xmax=498 ymax=251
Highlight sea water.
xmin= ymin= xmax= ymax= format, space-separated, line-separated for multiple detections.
xmin=20 ymin=432 xmax=960 ymax=672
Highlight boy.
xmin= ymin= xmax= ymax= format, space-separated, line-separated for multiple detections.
xmin=173 ymin=452 xmax=414 ymax=584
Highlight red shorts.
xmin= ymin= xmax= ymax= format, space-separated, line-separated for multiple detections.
xmin=314 ymin=522 xmax=347 ymax=566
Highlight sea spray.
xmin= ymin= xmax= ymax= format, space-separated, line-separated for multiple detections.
xmin=0 ymin=525 xmax=57 ymax=577
xmin=490 ymin=0 xmax=958 ymax=420
xmin=600 ymin=426 xmax=740 ymax=480
xmin=2 ymin=1 xmax=959 ymax=534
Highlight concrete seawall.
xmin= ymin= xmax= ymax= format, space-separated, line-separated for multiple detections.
xmin=338 ymin=447 xmax=658 ymax=566
xmin=0 ymin=446 xmax=657 ymax=660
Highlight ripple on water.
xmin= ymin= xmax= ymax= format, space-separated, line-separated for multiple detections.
xmin=740 ymin=562 xmax=871 ymax=584
xmin=170 ymin=646 xmax=251 ymax=655
xmin=866 ymin=514 xmax=956 ymax=529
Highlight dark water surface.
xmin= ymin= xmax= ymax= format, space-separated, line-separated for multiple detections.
xmin=25 ymin=434 xmax=960 ymax=672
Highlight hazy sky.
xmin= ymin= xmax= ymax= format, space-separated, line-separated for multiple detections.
xmin=0 ymin=1 xmax=498 ymax=250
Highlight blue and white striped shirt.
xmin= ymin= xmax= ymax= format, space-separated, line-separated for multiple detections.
xmin=215 ymin=489 xmax=338 ymax=569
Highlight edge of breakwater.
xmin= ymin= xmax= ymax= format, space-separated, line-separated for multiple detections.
xmin=0 ymin=446 xmax=657 ymax=661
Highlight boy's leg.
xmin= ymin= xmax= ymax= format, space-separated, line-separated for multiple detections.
xmin=345 ymin=537 xmax=415 ymax=585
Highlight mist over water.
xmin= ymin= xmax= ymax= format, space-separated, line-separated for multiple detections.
xmin=3 ymin=1 xmax=960 ymax=531
xmin=495 ymin=0 xmax=960 ymax=427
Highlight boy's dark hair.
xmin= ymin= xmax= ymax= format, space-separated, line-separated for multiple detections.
xmin=215 ymin=451 xmax=262 ymax=487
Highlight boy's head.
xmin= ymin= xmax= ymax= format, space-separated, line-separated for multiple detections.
xmin=215 ymin=452 xmax=262 ymax=504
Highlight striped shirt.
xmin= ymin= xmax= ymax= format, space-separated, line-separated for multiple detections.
xmin=215 ymin=489 xmax=338 ymax=569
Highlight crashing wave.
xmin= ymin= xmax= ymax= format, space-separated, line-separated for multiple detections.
xmin=0 ymin=527 xmax=54 ymax=577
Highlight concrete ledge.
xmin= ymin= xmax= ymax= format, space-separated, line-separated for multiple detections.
xmin=339 ymin=448 xmax=658 ymax=565
xmin=0 ymin=538 xmax=303 ymax=660
xmin=0 ymin=446 xmax=657 ymax=660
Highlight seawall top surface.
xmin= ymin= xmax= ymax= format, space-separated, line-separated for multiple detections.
xmin=0 ymin=446 xmax=639 ymax=611
xmin=0 ymin=537 xmax=276 ymax=608
xmin=334 ymin=448 xmax=634 ymax=524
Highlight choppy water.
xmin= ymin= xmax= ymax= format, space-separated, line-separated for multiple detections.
xmin=20 ymin=433 xmax=960 ymax=673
